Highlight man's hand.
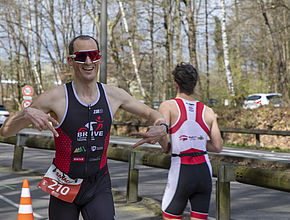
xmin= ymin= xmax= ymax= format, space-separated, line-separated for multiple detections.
xmin=25 ymin=107 xmax=59 ymax=137
xmin=130 ymin=125 xmax=168 ymax=150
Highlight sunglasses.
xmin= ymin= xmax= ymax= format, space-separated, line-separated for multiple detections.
xmin=69 ymin=50 xmax=102 ymax=64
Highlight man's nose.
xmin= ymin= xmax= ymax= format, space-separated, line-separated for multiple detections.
xmin=84 ymin=56 xmax=93 ymax=64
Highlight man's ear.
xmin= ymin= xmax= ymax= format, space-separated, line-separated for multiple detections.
xmin=67 ymin=57 xmax=73 ymax=66
xmin=174 ymin=81 xmax=179 ymax=91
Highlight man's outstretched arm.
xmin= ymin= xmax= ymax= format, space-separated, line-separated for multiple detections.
xmin=0 ymin=90 xmax=59 ymax=137
xmin=110 ymin=87 xmax=168 ymax=149
xmin=0 ymin=107 xmax=59 ymax=137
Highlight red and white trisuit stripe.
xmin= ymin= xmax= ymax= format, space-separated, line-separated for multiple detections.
xmin=162 ymin=98 xmax=212 ymax=220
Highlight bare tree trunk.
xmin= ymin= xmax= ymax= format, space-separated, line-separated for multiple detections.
xmin=183 ymin=0 xmax=198 ymax=68
xmin=149 ymin=0 xmax=155 ymax=106
xmin=234 ymin=0 xmax=241 ymax=71
xmin=175 ymin=0 xmax=182 ymax=63
xmin=220 ymin=0 xmax=235 ymax=97
xmin=163 ymin=0 xmax=174 ymax=99
xmin=205 ymin=0 xmax=209 ymax=101
xmin=258 ymin=0 xmax=288 ymax=96
xmin=182 ymin=0 xmax=202 ymax=92
xmin=118 ymin=1 xmax=146 ymax=98
xmin=27 ymin=0 xmax=43 ymax=94
xmin=109 ymin=8 xmax=128 ymax=91
xmin=48 ymin=0 xmax=62 ymax=83
xmin=82 ymin=0 xmax=100 ymax=35
xmin=78 ymin=0 xmax=83 ymax=35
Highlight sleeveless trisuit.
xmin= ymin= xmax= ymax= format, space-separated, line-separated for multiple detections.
xmin=162 ymin=98 xmax=212 ymax=220
xmin=49 ymin=82 xmax=115 ymax=220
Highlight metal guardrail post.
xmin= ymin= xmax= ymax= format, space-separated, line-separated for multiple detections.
xmin=12 ymin=134 xmax=27 ymax=171
xmin=127 ymin=151 xmax=139 ymax=202
xmin=216 ymin=164 xmax=231 ymax=220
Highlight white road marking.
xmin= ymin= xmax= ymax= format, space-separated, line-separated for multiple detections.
xmin=0 ymin=194 xmax=46 ymax=219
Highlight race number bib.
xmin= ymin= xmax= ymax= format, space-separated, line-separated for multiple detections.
xmin=38 ymin=164 xmax=83 ymax=203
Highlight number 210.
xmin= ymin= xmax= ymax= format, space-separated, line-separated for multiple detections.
xmin=48 ymin=180 xmax=70 ymax=195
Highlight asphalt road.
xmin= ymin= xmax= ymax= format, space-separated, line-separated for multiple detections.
xmin=0 ymin=140 xmax=290 ymax=219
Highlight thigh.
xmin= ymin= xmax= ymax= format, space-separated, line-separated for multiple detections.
xmin=81 ymin=186 xmax=115 ymax=220
xmin=49 ymin=195 xmax=80 ymax=220
xmin=80 ymin=173 xmax=115 ymax=220
xmin=189 ymin=164 xmax=212 ymax=214
xmin=162 ymin=163 xmax=187 ymax=218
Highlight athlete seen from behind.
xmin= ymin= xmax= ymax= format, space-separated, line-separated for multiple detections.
xmin=159 ymin=63 xmax=223 ymax=220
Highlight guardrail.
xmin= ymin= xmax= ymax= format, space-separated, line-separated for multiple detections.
xmin=112 ymin=122 xmax=290 ymax=148
xmin=0 ymin=129 xmax=289 ymax=220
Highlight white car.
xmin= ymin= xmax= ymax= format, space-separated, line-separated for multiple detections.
xmin=242 ymin=93 xmax=283 ymax=109
xmin=0 ymin=105 xmax=10 ymax=126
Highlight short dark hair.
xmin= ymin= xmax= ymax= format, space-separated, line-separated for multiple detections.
xmin=172 ymin=62 xmax=199 ymax=95
xmin=68 ymin=35 xmax=100 ymax=55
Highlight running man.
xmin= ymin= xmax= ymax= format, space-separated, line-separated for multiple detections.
xmin=0 ymin=35 xmax=168 ymax=220
xmin=159 ymin=63 xmax=222 ymax=220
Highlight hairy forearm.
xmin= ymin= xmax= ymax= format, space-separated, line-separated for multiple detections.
xmin=148 ymin=110 xmax=166 ymax=125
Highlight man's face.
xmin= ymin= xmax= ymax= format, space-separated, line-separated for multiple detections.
xmin=68 ymin=38 xmax=100 ymax=82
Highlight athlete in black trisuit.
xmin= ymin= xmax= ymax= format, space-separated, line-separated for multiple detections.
xmin=0 ymin=35 xmax=168 ymax=220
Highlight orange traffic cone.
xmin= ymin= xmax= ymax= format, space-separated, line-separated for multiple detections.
xmin=17 ymin=179 xmax=34 ymax=220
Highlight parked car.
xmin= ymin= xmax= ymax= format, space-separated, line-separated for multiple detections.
xmin=242 ymin=93 xmax=283 ymax=109
xmin=0 ymin=104 xmax=10 ymax=126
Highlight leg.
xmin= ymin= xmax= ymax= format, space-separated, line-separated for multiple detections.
xmin=189 ymin=164 xmax=212 ymax=220
xmin=162 ymin=163 xmax=185 ymax=220
xmin=80 ymin=173 xmax=115 ymax=220
xmin=81 ymin=186 xmax=115 ymax=220
xmin=49 ymin=195 xmax=80 ymax=220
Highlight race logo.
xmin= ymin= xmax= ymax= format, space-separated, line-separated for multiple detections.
xmin=93 ymin=109 xmax=103 ymax=114
xmin=91 ymin=146 xmax=104 ymax=151
xmin=179 ymin=135 xmax=188 ymax=141
xmin=186 ymin=102 xmax=195 ymax=112
xmin=73 ymin=157 xmax=85 ymax=162
xmin=55 ymin=170 xmax=72 ymax=184
xmin=179 ymin=135 xmax=204 ymax=141
xmin=188 ymin=106 xmax=195 ymax=112
xmin=73 ymin=146 xmax=86 ymax=153
xmin=77 ymin=116 xmax=104 ymax=141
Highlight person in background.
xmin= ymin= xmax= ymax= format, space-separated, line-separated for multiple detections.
xmin=158 ymin=62 xmax=222 ymax=220
xmin=0 ymin=35 xmax=168 ymax=220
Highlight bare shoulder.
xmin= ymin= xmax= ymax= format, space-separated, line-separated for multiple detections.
xmin=102 ymin=84 xmax=132 ymax=115
xmin=203 ymin=104 xmax=217 ymax=126
xmin=35 ymin=85 xmax=64 ymax=101
xmin=102 ymin=84 xmax=125 ymax=96
xmin=204 ymin=105 xmax=215 ymax=116
xmin=102 ymin=84 xmax=130 ymax=103
xmin=32 ymin=85 xmax=65 ymax=111
xmin=159 ymin=99 xmax=176 ymax=110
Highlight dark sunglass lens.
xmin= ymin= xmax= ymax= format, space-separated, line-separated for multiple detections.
xmin=75 ymin=52 xmax=87 ymax=62
xmin=87 ymin=51 xmax=98 ymax=61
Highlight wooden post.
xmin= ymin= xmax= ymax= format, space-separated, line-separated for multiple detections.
xmin=216 ymin=164 xmax=231 ymax=220
xmin=221 ymin=131 xmax=225 ymax=144
xmin=127 ymin=151 xmax=139 ymax=202
xmin=127 ymin=169 xmax=139 ymax=202
xmin=255 ymin=134 xmax=260 ymax=148
xmin=12 ymin=134 xmax=24 ymax=171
